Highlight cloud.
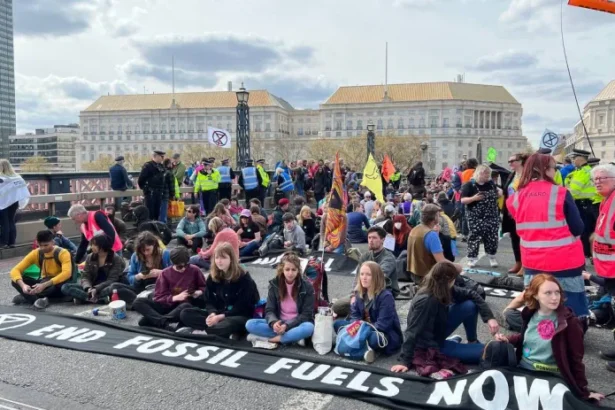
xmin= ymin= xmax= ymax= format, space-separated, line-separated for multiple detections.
xmin=13 ymin=0 xmax=93 ymax=37
xmin=393 ymin=0 xmax=435 ymax=7
xmin=470 ymin=50 xmax=537 ymax=72
xmin=120 ymin=60 xmax=218 ymax=88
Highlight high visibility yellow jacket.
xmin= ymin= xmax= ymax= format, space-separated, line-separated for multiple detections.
xmin=257 ymin=165 xmax=270 ymax=188
xmin=565 ymin=164 xmax=598 ymax=202
xmin=194 ymin=169 xmax=221 ymax=192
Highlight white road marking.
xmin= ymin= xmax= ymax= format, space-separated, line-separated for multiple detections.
xmin=279 ymin=390 xmax=334 ymax=410
xmin=0 ymin=396 xmax=46 ymax=410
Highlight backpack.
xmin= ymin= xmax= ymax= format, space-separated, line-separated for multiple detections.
xmin=479 ymin=341 xmax=517 ymax=370
xmin=38 ymin=247 xmax=79 ymax=283
xmin=304 ymin=257 xmax=329 ymax=312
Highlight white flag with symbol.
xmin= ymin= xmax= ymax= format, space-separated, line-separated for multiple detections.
xmin=207 ymin=126 xmax=232 ymax=149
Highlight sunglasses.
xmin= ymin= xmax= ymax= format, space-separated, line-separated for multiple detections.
xmin=507 ymin=159 xmax=518 ymax=164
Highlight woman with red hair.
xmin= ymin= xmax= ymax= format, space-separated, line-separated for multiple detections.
xmin=495 ymin=274 xmax=603 ymax=402
xmin=506 ymin=153 xmax=588 ymax=319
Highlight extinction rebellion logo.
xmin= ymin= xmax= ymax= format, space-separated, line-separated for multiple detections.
xmin=0 ymin=313 xmax=36 ymax=331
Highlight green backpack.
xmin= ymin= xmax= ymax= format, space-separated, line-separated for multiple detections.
xmin=31 ymin=247 xmax=79 ymax=283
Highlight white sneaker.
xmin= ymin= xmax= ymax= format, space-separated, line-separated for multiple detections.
xmin=252 ymin=340 xmax=278 ymax=350
xmin=489 ymin=256 xmax=499 ymax=268
xmin=467 ymin=258 xmax=478 ymax=268
xmin=364 ymin=346 xmax=376 ymax=364
xmin=192 ymin=329 xmax=208 ymax=335
xmin=296 ymin=339 xmax=306 ymax=347
xmin=246 ymin=334 xmax=269 ymax=344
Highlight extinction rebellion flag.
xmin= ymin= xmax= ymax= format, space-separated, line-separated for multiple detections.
xmin=324 ymin=153 xmax=347 ymax=250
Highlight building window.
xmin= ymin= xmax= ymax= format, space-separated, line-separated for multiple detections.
xmin=442 ymin=118 xmax=449 ymax=128
xmin=398 ymin=118 xmax=404 ymax=129
xmin=602 ymin=140 xmax=606 ymax=147
xmin=387 ymin=119 xmax=394 ymax=129
xmin=456 ymin=117 xmax=462 ymax=128
xmin=377 ymin=119 xmax=383 ymax=130
xmin=419 ymin=117 xmax=425 ymax=128
xmin=346 ymin=120 xmax=352 ymax=130
xmin=325 ymin=121 xmax=331 ymax=131
xmin=335 ymin=120 xmax=342 ymax=131
xmin=356 ymin=120 xmax=363 ymax=130
xmin=408 ymin=118 xmax=415 ymax=128
xmin=430 ymin=117 xmax=438 ymax=128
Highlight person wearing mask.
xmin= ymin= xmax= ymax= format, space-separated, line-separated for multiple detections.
xmin=246 ymin=252 xmax=315 ymax=349
xmin=0 ymin=159 xmax=29 ymax=248
xmin=392 ymin=215 xmax=411 ymax=257
xmin=175 ymin=205 xmax=207 ymax=253
xmin=333 ymin=226 xmax=398 ymax=317
xmin=189 ymin=217 xmax=239 ymax=270
xmin=178 ymin=243 xmax=259 ymax=337
xmin=109 ymin=155 xmax=133 ymax=211
xmin=407 ymin=161 xmax=426 ymax=199
xmin=282 ymin=213 xmax=306 ymax=254
xmin=392 ymin=261 xmax=499 ymax=377
xmin=133 ymin=247 xmax=206 ymax=331
xmin=68 ymin=204 xmax=122 ymax=263
xmin=255 ymin=159 xmax=270 ymax=206
xmin=296 ymin=205 xmax=317 ymax=245
xmin=502 ymin=153 xmax=528 ymax=275
xmin=61 ymin=234 xmax=125 ymax=304
xmin=171 ymin=153 xmax=186 ymax=186
xmin=138 ymin=150 xmax=167 ymax=221
xmin=250 ymin=204 xmax=268 ymax=237
xmin=334 ymin=261 xmax=403 ymax=363
xmin=194 ymin=160 xmax=221 ymax=216
xmin=43 ymin=216 xmax=78 ymax=254
xmin=407 ymin=204 xmax=447 ymax=285
xmin=269 ymin=198 xmax=290 ymax=234
xmin=217 ymin=159 xmax=235 ymax=201
xmin=346 ymin=202 xmax=371 ymax=244
xmin=494 ymin=274 xmax=604 ymax=403
xmin=460 ymin=164 xmax=502 ymax=268
xmin=507 ymin=153 xmax=588 ymax=319
xmin=103 ymin=204 xmax=127 ymax=242
xmin=239 ymin=159 xmax=261 ymax=203
xmin=236 ymin=209 xmax=263 ymax=257
xmin=159 ymin=158 xmax=180 ymax=224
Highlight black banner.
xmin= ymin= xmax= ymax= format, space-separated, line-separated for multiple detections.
xmin=248 ymin=250 xmax=359 ymax=276
xmin=0 ymin=307 xmax=593 ymax=410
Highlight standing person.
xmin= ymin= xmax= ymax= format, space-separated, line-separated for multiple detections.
xmin=494 ymin=274 xmax=604 ymax=403
xmin=61 ymin=234 xmax=125 ymax=304
xmin=109 ymin=156 xmax=132 ymax=211
xmin=133 ymin=247 xmax=206 ymax=331
xmin=0 ymin=159 xmax=29 ymax=248
xmin=333 ymin=261 xmax=403 ymax=363
xmin=460 ymin=164 xmax=502 ymax=268
xmin=502 ymin=153 xmax=528 ymax=274
xmin=566 ymin=149 xmax=600 ymax=259
xmin=171 ymin=153 xmax=186 ymax=186
xmin=236 ymin=209 xmax=262 ymax=257
xmin=560 ymin=156 xmax=575 ymax=181
xmin=217 ymin=159 xmax=235 ymax=201
xmin=103 ymin=204 xmax=127 ymax=242
xmin=42 ymin=216 xmax=78 ymax=254
xmin=246 ymin=252 xmax=315 ymax=349
xmin=392 ymin=261 xmax=499 ymax=376
xmin=256 ymin=159 xmax=270 ymax=207
xmin=313 ymin=160 xmax=328 ymax=204
xmin=178 ymin=243 xmax=259 ymax=337
xmin=292 ymin=160 xmax=307 ymax=198
xmin=406 ymin=204 xmax=447 ymax=285
xmin=138 ymin=150 xmax=167 ymax=221
xmin=592 ymin=164 xmax=615 ymax=297
xmin=175 ymin=205 xmax=207 ymax=253
xmin=459 ymin=158 xmax=478 ymax=240
xmin=160 ymin=158 xmax=180 ymax=224
xmin=68 ymin=204 xmax=122 ymax=264
xmin=390 ymin=167 xmax=401 ymax=191
xmin=194 ymin=160 xmax=221 ymax=216
xmin=507 ymin=153 xmax=588 ymax=319
xmin=239 ymin=159 xmax=261 ymax=203
xmin=407 ymin=162 xmax=426 ymax=199
xmin=275 ymin=167 xmax=294 ymax=202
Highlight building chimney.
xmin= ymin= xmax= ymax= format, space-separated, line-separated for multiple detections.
xmin=228 ymin=81 xmax=232 ymax=91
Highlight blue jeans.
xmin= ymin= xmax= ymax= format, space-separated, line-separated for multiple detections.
xmin=240 ymin=241 xmax=260 ymax=257
xmin=440 ymin=300 xmax=484 ymax=364
xmin=159 ymin=200 xmax=169 ymax=223
xmin=246 ymin=319 xmax=314 ymax=344
xmin=333 ymin=319 xmax=386 ymax=351
xmin=189 ymin=255 xmax=210 ymax=270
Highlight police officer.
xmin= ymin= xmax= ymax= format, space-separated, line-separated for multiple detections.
xmin=138 ymin=150 xmax=167 ymax=221
xmin=390 ymin=168 xmax=401 ymax=191
xmin=194 ymin=160 xmax=221 ymax=215
xmin=239 ymin=159 xmax=260 ymax=203
xmin=256 ymin=159 xmax=270 ymax=207
xmin=565 ymin=149 xmax=601 ymax=258
xmin=217 ymin=158 xmax=235 ymax=201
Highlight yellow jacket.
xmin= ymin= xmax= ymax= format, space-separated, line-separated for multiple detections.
xmin=194 ymin=169 xmax=221 ymax=192
xmin=11 ymin=248 xmax=72 ymax=285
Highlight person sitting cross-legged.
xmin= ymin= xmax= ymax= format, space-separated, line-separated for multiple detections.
xmin=282 ymin=212 xmax=307 ymax=255
xmin=61 ymin=234 xmax=125 ymax=304
xmin=188 ymin=217 xmax=239 ymax=271
xmin=235 ymin=209 xmax=262 ymax=258
xmin=246 ymin=252 xmax=315 ymax=349
xmin=133 ymin=247 xmax=206 ymax=331
xmin=10 ymin=230 xmax=73 ymax=310
xmin=175 ymin=205 xmax=207 ymax=253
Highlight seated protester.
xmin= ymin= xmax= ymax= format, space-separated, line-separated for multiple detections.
xmin=207 ymin=202 xmax=236 ymax=229
xmin=229 ymin=197 xmax=244 ymax=219
xmin=132 ymin=205 xmax=173 ymax=244
xmin=333 ymin=226 xmax=399 ymax=317
xmin=68 ymin=204 xmax=122 ymax=263
xmin=495 ymin=274 xmax=604 ymax=403
xmin=236 ymin=209 xmax=262 ymax=257
xmin=392 ymin=215 xmax=411 ymax=257
xmin=178 ymin=243 xmax=259 ymax=337
xmin=268 ymin=198 xmax=290 ymax=234
xmin=246 ymin=252 xmax=315 ymax=349
xmin=369 ymin=200 xmax=383 ymax=224
xmin=61 ymin=234 xmax=125 ymax=304
xmin=104 ymin=204 xmax=127 ymax=241
xmin=292 ymin=196 xmax=306 ymax=217
xmin=376 ymin=204 xmax=396 ymax=232
xmin=175 ymin=205 xmax=207 ymax=253
xmin=333 ymin=262 xmax=403 ymax=363
xmin=347 ymin=202 xmax=370 ymax=244
xmin=189 ymin=217 xmax=239 ymax=270
xmin=283 ymin=213 xmax=307 ymax=254
xmin=249 ymin=198 xmax=268 ymax=220
xmin=437 ymin=192 xmax=455 ymax=219
xmin=111 ymin=231 xmax=172 ymax=305
xmin=10 ymin=230 xmax=73 ymax=310
xmin=43 ymin=216 xmax=77 ymax=254
xmin=297 ymin=205 xmax=317 ymax=245
xmin=250 ymin=204 xmax=268 ymax=237
xmin=391 ymin=262 xmax=499 ymax=377
xmin=398 ymin=193 xmax=413 ymax=217
xmin=406 ymin=204 xmax=448 ymax=285
xmin=438 ymin=208 xmax=457 ymax=262
xmin=133 ymin=247 xmax=206 ymax=331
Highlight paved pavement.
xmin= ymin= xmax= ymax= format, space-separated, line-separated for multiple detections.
xmin=0 ymin=237 xmax=614 ymax=409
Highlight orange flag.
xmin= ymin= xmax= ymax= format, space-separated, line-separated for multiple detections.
xmin=325 ymin=153 xmax=347 ymax=250
xmin=381 ymin=154 xmax=396 ymax=183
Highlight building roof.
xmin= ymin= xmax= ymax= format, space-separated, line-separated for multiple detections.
xmin=82 ymin=90 xmax=295 ymax=112
xmin=590 ymin=80 xmax=615 ymax=103
xmin=323 ymin=82 xmax=519 ymax=105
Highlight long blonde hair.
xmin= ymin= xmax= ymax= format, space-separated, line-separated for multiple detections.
xmin=0 ymin=159 xmax=16 ymax=177
xmin=208 ymin=217 xmax=225 ymax=234
xmin=296 ymin=206 xmax=312 ymax=226
xmin=355 ymin=261 xmax=386 ymax=301
xmin=210 ymin=242 xmax=244 ymax=283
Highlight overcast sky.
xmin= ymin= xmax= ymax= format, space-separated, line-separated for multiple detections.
xmin=12 ymin=0 xmax=615 ymax=145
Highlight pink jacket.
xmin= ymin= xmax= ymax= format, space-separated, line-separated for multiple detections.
xmin=200 ymin=228 xmax=240 ymax=259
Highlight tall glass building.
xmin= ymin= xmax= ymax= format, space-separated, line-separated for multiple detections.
xmin=0 ymin=0 xmax=15 ymax=158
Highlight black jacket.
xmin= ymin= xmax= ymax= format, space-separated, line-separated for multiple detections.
xmin=399 ymin=286 xmax=494 ymax=366
xmin=408 ymin=167 xmax=425 ymax=187
xmin=138 ymin=160 xmax=166 ymax=193
xmin=501 ymin=171 xmax=517 ymax=233
xmin=265 ymin=277 xmax=314 ymax=330
xmin=81 ymin=252 xmax=125 ymax=292
xmin=161 ymin=170 xmax=176 ymax=201
xmin=313 ymin=169 xmax=328 ymax=194
xmin=438 ymin=198 xmax=455 ymax=219
xmin=205 ymin=272 xmax=259 ymax=318
xmin=109 ymin=164 xmax=132 ymax=191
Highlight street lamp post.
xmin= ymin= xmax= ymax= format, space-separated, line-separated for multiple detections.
xmin=367 ymin=121 xmax=375 ymax=158
xmin=235 ymin=83 xmax=250 ymax=168
xmin=420 ymin=141 xmax=428 ymax=164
